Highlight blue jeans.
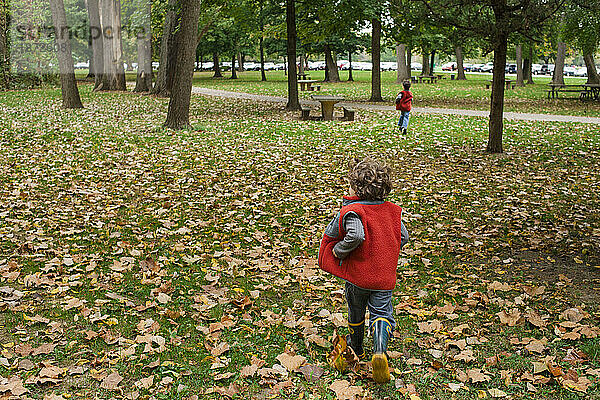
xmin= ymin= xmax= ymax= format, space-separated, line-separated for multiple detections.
xmin=345 ymin=282 xmax=395 ymax=332
xmin=398 ymin=111 xmax=410 ymax=129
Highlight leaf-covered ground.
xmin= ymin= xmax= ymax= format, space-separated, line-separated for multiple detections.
xmin=1 ymin=85 xmax=599 ymax=399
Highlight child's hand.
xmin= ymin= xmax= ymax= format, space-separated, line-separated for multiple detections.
xmin=332 ymin=249 xmax=339 ymax=258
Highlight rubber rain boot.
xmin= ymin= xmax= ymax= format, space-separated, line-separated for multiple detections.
xmin=371 ymin=318 xmax=391 ymax=383
xmin=346 ymin=320 xmax=365 ymax=360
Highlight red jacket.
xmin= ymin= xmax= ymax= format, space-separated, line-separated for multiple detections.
xmin=318 ymin=198 xmax=403 ymax=290
xmin=395 ymin=90 xmax=413 ymax=112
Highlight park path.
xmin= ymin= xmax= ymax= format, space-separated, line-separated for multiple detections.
xmin=191 ymin=87 xmax=600 ymax=125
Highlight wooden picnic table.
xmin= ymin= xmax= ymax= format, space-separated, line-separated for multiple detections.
xmin=547 ymin=83 xmax=586 ymax=99
xmin=583 ymin=83 xmax=600 ymax=101
xmin=487 ymin=79 xmax=514 ymax=90
xmin=417 ymin=75 xmax=438 ymax=84
xmin=311 ymin=95 xmax=344 ymax=121
xmin=298 ymin=79 xmax=318 ymax=91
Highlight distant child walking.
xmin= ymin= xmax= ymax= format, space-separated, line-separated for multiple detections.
xmin=395 ymin=80 xmax=413 ymax=134
xmin=318 ymin=157 xmax=409 ymax=383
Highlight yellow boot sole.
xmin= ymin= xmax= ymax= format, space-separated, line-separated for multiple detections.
xmin=371 ymin=353 xmax=390 ymax=383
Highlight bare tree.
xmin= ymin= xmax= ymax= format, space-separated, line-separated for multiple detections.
xmin=164 ymin=0 xmax=202 ymax=129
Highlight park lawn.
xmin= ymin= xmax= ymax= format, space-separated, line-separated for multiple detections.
xmin=186 ymin=69 xmax=600 ymax=118
xmin=0 ymin=84 xmax=599 ymax=399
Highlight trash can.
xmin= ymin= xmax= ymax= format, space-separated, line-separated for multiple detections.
xmin=451 ymin=74 xmax=455 ymax=80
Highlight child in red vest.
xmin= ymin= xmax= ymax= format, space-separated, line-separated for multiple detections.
xmin=318 ymin=157 xmax=409 ymax=383
xmin=395 ymin=80 xmax=413 ymax=135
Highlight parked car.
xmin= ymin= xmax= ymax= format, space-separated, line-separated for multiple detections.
xmin=74 ymin=61 xmax=89 ymax=69
xmin=574 ymin=67 xmax=587 ymax=77
xmin=411 ymin=62 xmax=422 ymax=71
xmin=505 ymin=63 xmax=517 ymax=74
xmin=441 ymin=62 xmax=456 ymax=71
xmin=380 ymin=61 xmax=397 ymax=71
xmin=480 ymin=62 xmax=494 ymax=73
xmin=563 ymin=66 xmax=576 ymax=76
xmin=532 ymin=64 xmax=542 ymax=74
xmin=470 ymin=63 xmax=484 ymax=72
xmin=463 ymin=63 xmax=473 ymax=71
xmin=539 ymin=64 xmax=554 ymax=75
xmin=198 ymin=62 xmax=214 ymax=71
xmin=337 ymin=60 xmax=350 ymax=70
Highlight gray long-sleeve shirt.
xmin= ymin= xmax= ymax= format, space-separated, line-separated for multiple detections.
xmin=324 ymin=205 xmax=409 ymax=259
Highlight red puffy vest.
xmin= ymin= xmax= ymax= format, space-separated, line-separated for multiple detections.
xmin=318 ymin=198 xmax=403 ymax=290
xmin=395 ymin=90 xmax=413 ymax=112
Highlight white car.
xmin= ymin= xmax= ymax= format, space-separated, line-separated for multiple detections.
xmin=411 ymin=62 xmax=422 ymax=71
xmin=532 ymin=64 xmax=542 ymax=74
xmin=574 ymin=67 xmax=587 ymax=77
xmin=563 ymin=66 xmax=576 ymax=76
xmin=263 ymin=62 xmax=277 ymax=70
xmin=480 ymin=62 xmax=494 ymax=73
xmin=380 ymin=62 xmax=397 ymax=71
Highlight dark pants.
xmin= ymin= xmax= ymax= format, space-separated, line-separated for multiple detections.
xmin=344 ymin=282 xmax=395 ymax=332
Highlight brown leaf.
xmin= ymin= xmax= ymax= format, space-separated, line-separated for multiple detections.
xmin=0 ymin=376 xmax=28 ymax=396
xmin=100 ymin=371 xmax=123 ymax=390
xmin=276 ymin=352 xmax=306 ymax=372
xmin=329 ymin=380 xmax=364 ymax=400
xmin=417 ymin=319 xmax=443 ymax=334
xmin=297 ymin=364 xmax=324 ymax=382
xmin=525 ymin=310 xmax=546 ymax=328
xmin=497 ymin=309 xmax=523 ymax=327
xmin=467 ymin=369 xmax=490 ymax=383
xmin=525 ymin=339 xmax=546 ymax=354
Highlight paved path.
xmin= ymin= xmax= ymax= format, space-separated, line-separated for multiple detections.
xmin=191 ymin=87 xmax=600 ymax=125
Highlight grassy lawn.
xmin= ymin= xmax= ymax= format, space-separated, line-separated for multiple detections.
xmin=0 ymin=84 xmax=599 ymax=399
xmin=183 ymin=70 xmax=600 ymax=117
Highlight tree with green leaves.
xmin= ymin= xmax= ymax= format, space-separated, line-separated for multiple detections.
xmin=563 ymin=0 xmax=600 ymax=84
xmin=421 ymin=0 xmax=564 ymax=154
xmin=285 ymin=0 xmax=299 ymax=110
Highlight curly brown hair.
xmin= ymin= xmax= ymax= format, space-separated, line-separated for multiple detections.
xmin=348 ymin=157 xmax=392 ymax=201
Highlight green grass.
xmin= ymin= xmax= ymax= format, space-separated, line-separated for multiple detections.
xmin=0 ymin=85 xmax=599 ymax=399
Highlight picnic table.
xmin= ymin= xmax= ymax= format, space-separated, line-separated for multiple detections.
xmin=297 ymin=73 xmax=310 ymax=80
xmin=416 ymin=75 xmax=438 ymax=84
xmin=487 ymin=79 xmax=514 ymax=90
xmin=547 ymin=83 xmax=587 ymax=99
xmin=582 ymin=84 xmax=600 ymax=101
xmin=311 ymin=95 xmax=344 ymax=121
xmin=298 ymin=79 xmax=319 ymax=91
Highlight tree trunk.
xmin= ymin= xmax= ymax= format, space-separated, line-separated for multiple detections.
xmin=324 ymin=44 xmax=340 ymax=82
xmin=285 ymin=0 xmax=300 ymax=110
xmin=369 ymin=17 xmax=383 ymax=102
xmin=406 ymin=47 xmax=412 ymax=78
xmin=396 ymin=43 xmax=408 ymax=83
xmin=527 ymin=45 xmax=534 ymax=84
xmin=298 ymin=54 xmax=304 ymax=74
xmin=231 ymin=54 xmax=237 ymax=79
xmin=49 ymin=0 xmax=84 ymax=108
xmin=348 ymin=51 xmax=353 ymax=82
xmin=134 ymin=1 xmax=152 ymax=92
xmin=87 ymin=37 xmax=94 ymax=78
xmin=553 ymin=41 xmax=566 ymax=85
xmin=421 ymin=52 xmax=429 ymax=75
xmin=0 ymin=4 xmax=8 ymax=89
xmin=213 ymin=52 xmax=222 ymax=77
xmin=164 ymin=0 xmax=202 ymax=130
xmin=515 ymin=44 xmax=524 ymax=86
xmin=259 ymin=36 xmax=266 ymax=81
xmin=87 ymin=0 xmax=104 ymax=89
xmin=487 ymin=34 xmax=508 ymax=154
xmin=455 ymin=46 xmax=466 ymax=80
xmin=237 ymin=52 xmax=243 ymax=72
xmin=152 ymin=0 xmax=176 ymax=95
xmin=430 ymin=50 xmax=436 ymax=73
xmin=523 ymin=57 xmax=531 ymax=83
xmin=99 ymin=0 xmax=126 ymax=91
xmin=583 ymin=52 xmax=600 ymax=84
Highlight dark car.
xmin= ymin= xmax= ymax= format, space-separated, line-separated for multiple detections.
xmin=505 ymin=64 xmax=516 ymax=74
